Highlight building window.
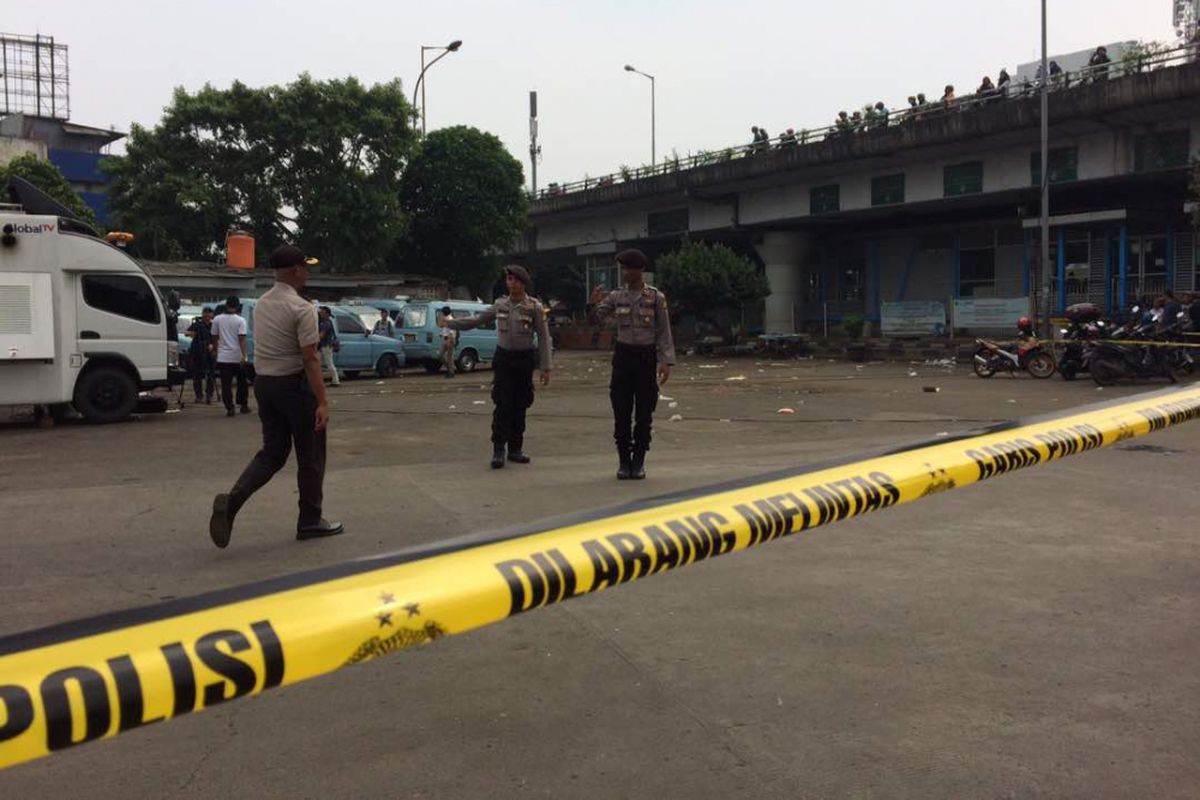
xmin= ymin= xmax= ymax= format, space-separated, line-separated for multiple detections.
xmin=1030 ymin=146 xmax=1078 ymax=185
xmin=958 ymin=248 xmax=995 ymax=297
xmin=871 ymin=173 xmax=905 ymax=206
xmin=1133 ymin=130 xmax=1190 ymax=172
xmin=81 ymin=274 xmax=160 ymax=324
xmin=810 ymin=184 xmax=840 ymax=214
xmin=944 ymin=161 xmax=983 ymax=196
xmin=839 ymin=259 xmax=864 ymax=302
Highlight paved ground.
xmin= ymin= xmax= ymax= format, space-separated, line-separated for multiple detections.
xmin=1 ymin=353 xmax=1198 ymax=799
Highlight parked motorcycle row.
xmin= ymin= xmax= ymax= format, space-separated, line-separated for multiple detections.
xmin=973 ymin=305 xmax=1196 ymax=386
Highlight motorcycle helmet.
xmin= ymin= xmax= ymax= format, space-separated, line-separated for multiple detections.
xmin=1016 ymin=315 xmax=1033 ymax=334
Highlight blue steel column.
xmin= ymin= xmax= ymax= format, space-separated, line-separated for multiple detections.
xmin=953 ymin=235 xmax=961 ymax=298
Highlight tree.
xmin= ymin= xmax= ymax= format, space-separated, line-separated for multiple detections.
xmin=398 ymin=126 xmax=527 ymax=291
xmin=105 ymin=74 xmax=416 ymax=268
xmin=1 ymin=153 xmax=99 ymax=230
xmin=655 ymin=241 xmax=770 ymax=334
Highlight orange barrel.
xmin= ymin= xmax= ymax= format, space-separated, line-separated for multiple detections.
xmin=226 ymin=232 xmax=256 ymax=270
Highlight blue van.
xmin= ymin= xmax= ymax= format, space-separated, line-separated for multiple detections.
xmin=398 ymin=300 xmax=498 ymax=373
xmin=233 ymin=298 xmax=406 ymax=378
xmin=342 ymin=297 xmax=408 ymax=321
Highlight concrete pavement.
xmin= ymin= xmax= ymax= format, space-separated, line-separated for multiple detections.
xmin=1 ymin=354 xmax=1197 ymax=798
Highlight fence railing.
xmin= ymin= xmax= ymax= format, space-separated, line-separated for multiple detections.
xmin=532 ymin=42 xmax=1196 ymax=201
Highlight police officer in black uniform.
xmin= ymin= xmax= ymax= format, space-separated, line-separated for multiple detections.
xmin=444 ymin=265 xmax=552 ymax=468
xmin=588 ymin=249 xmax=675 ymax=479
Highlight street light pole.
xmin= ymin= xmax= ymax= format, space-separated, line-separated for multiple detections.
xmin=413 ymin=39 xmax=462 ymax=136
xmin=1039 ymin=0 xmax=1051 ymax=333
xmin=624 ymin=65 xmax=656 ymax=166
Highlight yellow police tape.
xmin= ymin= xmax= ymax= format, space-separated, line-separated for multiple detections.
xmin=1 ymin=386 xmax=1199 ymax=770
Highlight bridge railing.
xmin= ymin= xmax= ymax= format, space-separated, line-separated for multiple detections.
xmin=532 ymin=42 xmax=1195 ymax=201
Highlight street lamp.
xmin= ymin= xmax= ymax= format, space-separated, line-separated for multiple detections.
xmin=413 ymin=39 xmax=463 ymax=135
xmin=1038 ymin=0 xmax=1051 ymax=335
xmin=624 ymin=64 xmax=655 ymax=167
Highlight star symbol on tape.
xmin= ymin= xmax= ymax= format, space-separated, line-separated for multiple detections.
xmin=404 ymin=602 xmax=421 ymax=618
xmin=379 ymin=591 xmax=396 ymax=605
xmin=376 ymin=611 xmax=393 ymax=628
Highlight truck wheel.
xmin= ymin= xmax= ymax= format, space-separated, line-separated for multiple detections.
xmin=74 ymin=366 xmax=138 ymax=424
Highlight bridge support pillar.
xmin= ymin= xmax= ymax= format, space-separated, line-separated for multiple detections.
xmin=756 ymin=232 xmax=812 ymax=334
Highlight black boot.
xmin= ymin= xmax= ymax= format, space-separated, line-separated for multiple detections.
xmin=209 ymin=492 xmax=245 ymax=549
xmin=507 ymin=448 xmax=531 ymax=464
xmin=616 ymin=448 xmax=633 ymax=480
xmin=491 ymin=444 xmax=506 ymax=469
xmin=630 ymin=449 xmax=647 ymax=480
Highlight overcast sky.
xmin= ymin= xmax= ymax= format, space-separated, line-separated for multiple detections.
xmin=14 ymin=1 xmax=1177 ymax=188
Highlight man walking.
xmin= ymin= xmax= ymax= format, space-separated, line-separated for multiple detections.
xmin=318 ymin=306 xmax=340 ymax=386
xmin=209 ymin=245 xmax=342 ymax=548
xmin=186 ymin=306 xmax=216 ymax=404
xmin=443 ymin=265 xmax=551 ymax=468
xmin=588 ymin=249 xmax=675 ymax=480
xmin=210 ymin=296 xmax=250 ymax=416
xmin=438 ymin=305 xmax=458 ymax=378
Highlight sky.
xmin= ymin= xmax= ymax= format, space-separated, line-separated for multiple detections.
xmin=9 ymin=0 xmax=1178 ymax=189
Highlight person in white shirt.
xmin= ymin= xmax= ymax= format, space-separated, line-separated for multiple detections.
xmin=210 ymin=296 xmax=250 ymax=416
xmin=438 ymin=305 xmax=458 ymax=378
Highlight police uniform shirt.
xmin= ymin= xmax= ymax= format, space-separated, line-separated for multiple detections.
xmin=450 ymin=296 xmax=552 ymax=370
xmin=593 ymin=285 xmax=676 ymax=364
xmin=252 ymin=283 xmax=320 ymax=376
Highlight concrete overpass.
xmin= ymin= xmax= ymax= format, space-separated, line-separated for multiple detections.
xmin=520 ymin=51 xmax=1200 ymax=333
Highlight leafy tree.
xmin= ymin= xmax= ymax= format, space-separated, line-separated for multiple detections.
xmin=398 ymin=126 xmax=527 ymax=291
xmin=655 ymin=241 xmax=769 ymax=333
xmin=105 ymin=74 xmax=415 ymax=268
xmin=1 ymin=153 xmax=99 ymax=230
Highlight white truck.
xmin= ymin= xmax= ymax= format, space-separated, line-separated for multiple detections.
xmin=0 ymin=178 xmax=184 ymax=423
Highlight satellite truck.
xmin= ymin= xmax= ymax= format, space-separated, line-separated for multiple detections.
xmin=0 ymin=177 xmax=184 ymax=423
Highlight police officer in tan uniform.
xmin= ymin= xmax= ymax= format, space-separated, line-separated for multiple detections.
xmin=445 ymin=264 xmax=552 ymax=468
xmin=588 ymin=248 xmax=675 ymax=479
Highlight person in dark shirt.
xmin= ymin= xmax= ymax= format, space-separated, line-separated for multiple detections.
xmin=186 ymin=306 xmax=216 ymax=403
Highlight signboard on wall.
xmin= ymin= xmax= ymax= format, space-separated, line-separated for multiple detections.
xmin=953 ymin=297 xmax=1030 ymax=329
xmin=881 ymin=301 xmax=946 ymax=336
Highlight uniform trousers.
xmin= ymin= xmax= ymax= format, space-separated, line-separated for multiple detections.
xmin=610 ymin=342 xmax=658 ymax=453
xmin=229 ymin=374 xmax=326 ymax=527
xmin=491 ymin=347 xmax=536 ymax=449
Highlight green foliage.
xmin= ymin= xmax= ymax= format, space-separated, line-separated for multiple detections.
xmin=398 ymin=125 xmax=527 ymax=291
xmin=1 ymin=153 xmax=99 ymax=230
xmin=842 ymin=313 xmax=866 ymax=338
xmin=105 ymin=74 xmax=416 ymax=268
xmin=655 ymin=241 xmax=770 ymax=323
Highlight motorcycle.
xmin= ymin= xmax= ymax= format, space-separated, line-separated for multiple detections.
xmin=1057 ymin=303 xmax=1106 ymax=381
xmin=1088 ymin=308 xmax=1190 ymax=385
xmin=973 ymin=318 xmax=1056 ymax=379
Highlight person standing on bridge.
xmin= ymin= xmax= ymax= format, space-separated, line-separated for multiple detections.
xmin=442 ymin=265 xmax=552 ymax=468
xmin=588 ymin=249 xmax=675 ymax=480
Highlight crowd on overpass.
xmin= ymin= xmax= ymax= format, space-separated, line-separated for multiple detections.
xmin=539 ymin=41 xmax=1186 ymax=199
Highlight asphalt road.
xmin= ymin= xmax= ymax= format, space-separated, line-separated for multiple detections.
xmin=1 ymin=353 xmax=1197 ymax=798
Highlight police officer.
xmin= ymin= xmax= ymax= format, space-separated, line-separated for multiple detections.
xmin=588 ymin=248 xmax=675 ymax=479
xmin=209 ymin=245 xmax=342 ymax=548
xmin=445 ymin=264 xmax=552 ymax=468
